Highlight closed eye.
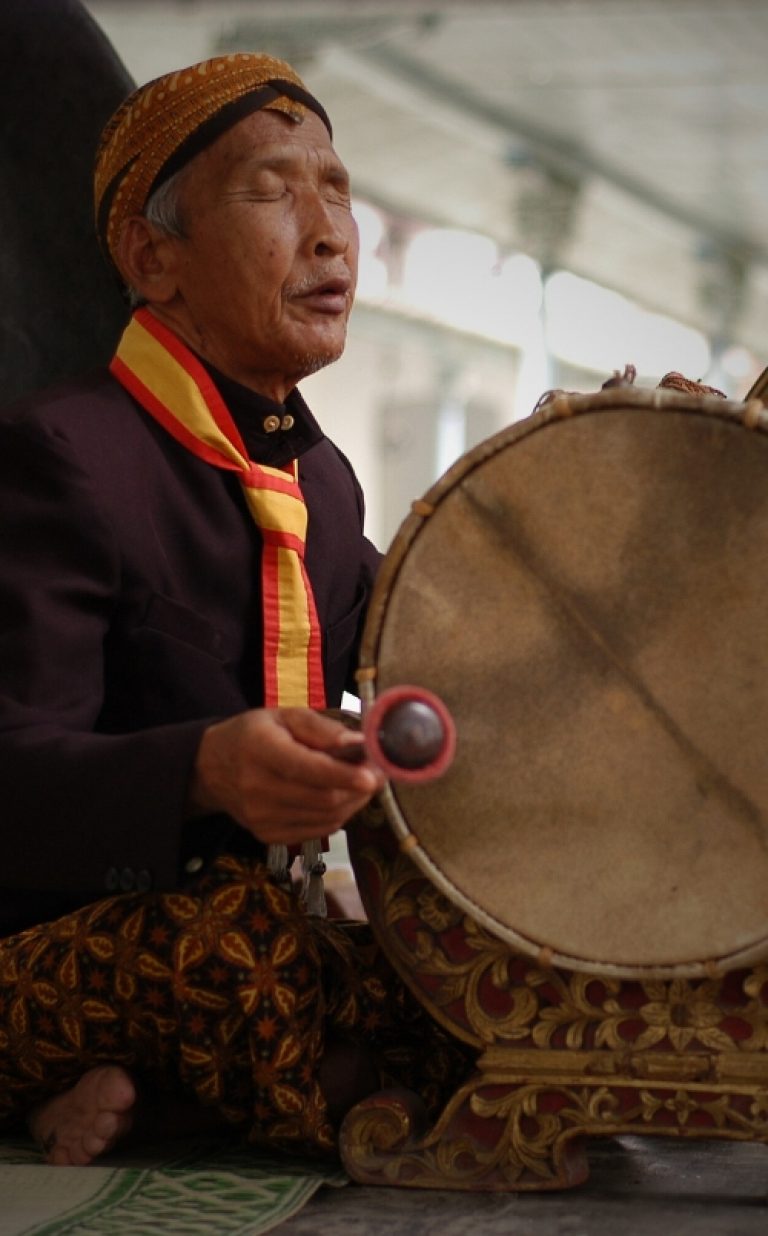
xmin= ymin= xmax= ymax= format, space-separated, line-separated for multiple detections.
xmin=224 ymin=171 xmax=287 ymax=201
xmin=323 ymin=172 xmax=352 ymax=207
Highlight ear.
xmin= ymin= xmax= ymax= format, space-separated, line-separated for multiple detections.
xmin=115 ymin=216 xmax=181 ymax=304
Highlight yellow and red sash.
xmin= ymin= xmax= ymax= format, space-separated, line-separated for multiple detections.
xmin=110 ymin=307 xmax=326 ymax=711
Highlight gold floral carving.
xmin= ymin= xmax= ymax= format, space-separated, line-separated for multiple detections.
xmin=343 ymin=810 xmax=768 ymax=1191
xmin=355 ymin=840 xmax=768 ymax=1057
xmin=342 ymin=1073 xmax=768 ymax=1190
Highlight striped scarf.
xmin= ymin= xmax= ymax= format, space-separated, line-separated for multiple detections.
xmin=111 ymin=307 xmax=327 ymax=909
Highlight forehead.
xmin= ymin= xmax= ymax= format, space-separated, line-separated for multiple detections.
xmin=189 ymin=108 xmax=345 ymax=181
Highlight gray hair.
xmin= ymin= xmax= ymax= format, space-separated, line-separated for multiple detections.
xmin=125 ymin=167 xmax=187 ymax=307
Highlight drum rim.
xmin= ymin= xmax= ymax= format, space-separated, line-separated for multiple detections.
xmin=356 ymin=387 xmax=768 ymax=979
xmin=366 ymin=779 xmax=768 ymax=979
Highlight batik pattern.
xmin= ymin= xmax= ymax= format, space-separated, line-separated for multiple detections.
xmin=0 ymin=856 xmax=468 ymax=1154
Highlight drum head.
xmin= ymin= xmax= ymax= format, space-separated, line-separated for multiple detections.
xmin=359 ymin=390 xmax=768 ymax=978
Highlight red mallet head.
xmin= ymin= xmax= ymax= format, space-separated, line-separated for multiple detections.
xmin=363 ymin=686 xmax=456 ymax=783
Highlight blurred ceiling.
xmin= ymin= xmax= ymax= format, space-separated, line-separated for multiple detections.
xmin=84 ymin=0 xmax=768 ymax=360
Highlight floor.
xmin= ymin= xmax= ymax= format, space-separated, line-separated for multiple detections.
xmin=278 ymin=1136 xmax=768 ymax=1235
xmin=1 ymin=1128 xmax=766 ymax=1233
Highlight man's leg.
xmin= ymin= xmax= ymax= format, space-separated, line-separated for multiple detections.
xmin=0 ymin=854 xmax=469 ymax=1164
xmin=0 ymin=856 xmax=339 ymax=1160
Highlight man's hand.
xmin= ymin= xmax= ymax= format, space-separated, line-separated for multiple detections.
xmin=186 ymin=708 xmax=386 ymax=845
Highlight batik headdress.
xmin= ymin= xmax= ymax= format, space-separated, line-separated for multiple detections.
xmin=94 ymin=52 xmax=332 ymax=276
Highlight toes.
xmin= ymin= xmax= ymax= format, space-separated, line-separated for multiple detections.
xmin=68 ymin=1141 xmax=97 ymax=1167
xmin=30 ymin=1066 xmax=138 ymax=1167
xmin=92 ymin=1106 xmax=133 ymax=1149
xmin=92 ymin=1109 xmax=121 ymax=1142
xmin=49 ymin=1142 xmax=82 ymax=1167
xmin=80 ymin=1131 xmax=110 ymax=1161
xmin=95 ymin=1067 xmax=136 ymax=1114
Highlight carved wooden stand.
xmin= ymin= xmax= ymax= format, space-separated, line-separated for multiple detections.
xmin=341 ymin=801 xmax=768 ymax=1191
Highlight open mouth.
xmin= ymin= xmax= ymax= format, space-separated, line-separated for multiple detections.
xmin=294 ymin=277 xmax=351 ymax=314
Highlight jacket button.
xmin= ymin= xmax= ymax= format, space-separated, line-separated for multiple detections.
xmin=119 ymin=867 xmax=136 ymax=891
xmin=263 ymin=414 xmax=281 ymax=433
xmin=185 ymin=856 xmax=204 ymax=874
xmin=136 ymin=869 xmax=153 ymax=893
xmin=105 ymin=867 xmax=120 ymax=891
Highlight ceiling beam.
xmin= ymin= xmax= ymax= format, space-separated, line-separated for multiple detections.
xmin=359 ymin=42 xmax=768 ymax=270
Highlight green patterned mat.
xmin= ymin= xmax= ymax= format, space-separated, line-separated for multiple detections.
xmin=0 ymin=1134 xmax=347 ymax=1235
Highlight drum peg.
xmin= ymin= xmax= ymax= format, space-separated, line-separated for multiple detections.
xmin=362 ymin=686 xmax=456 ymax=783
xmin=601 ymin=362 xmax=637 ymax=388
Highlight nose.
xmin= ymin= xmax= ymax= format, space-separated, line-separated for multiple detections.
xmin=307 ymin=194 xmax=355 ymax=258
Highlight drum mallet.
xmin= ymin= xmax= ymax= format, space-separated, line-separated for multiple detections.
xmin=335 ymin=686 xmax=456 ymax=783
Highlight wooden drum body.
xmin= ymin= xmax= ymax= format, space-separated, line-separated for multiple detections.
xmin=341 ymin=388 xmax=768 ymax=1190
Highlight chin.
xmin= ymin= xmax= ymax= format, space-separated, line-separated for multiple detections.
xmin=295 ymin=349 xmax=343 ymax=379
xmin=288 ymin=329 xmax=348 ymax=377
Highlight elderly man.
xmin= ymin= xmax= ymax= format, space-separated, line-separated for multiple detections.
xmin=0 ymin=54 xmax=465 ymax=1165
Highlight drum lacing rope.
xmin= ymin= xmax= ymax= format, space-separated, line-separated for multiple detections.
xmin=411 ymin=498 xmax=436 ymax=517
xmin=743 ymin=400 xmax=766 ymax=430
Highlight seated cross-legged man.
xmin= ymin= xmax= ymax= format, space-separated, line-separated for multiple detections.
xmin=0 ymin=53 xmax=467 ymax=1166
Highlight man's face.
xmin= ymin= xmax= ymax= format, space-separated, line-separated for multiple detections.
xmin=162 ymin=108 xmax=359 ymax=399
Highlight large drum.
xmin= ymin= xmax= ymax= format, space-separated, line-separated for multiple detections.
xmin=356 ymin=386 xmax=768 ymax=979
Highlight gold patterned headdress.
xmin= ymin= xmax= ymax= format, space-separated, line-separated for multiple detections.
xmin=94 ymin=52 xmax=332 ymax=274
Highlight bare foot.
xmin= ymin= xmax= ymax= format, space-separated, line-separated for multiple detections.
xmin=28 ymin=1065 xmax=137 ymax=1165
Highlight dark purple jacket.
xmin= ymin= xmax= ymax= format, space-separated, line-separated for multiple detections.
xmin=0 ymin=367 xmax=381 ymax=935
